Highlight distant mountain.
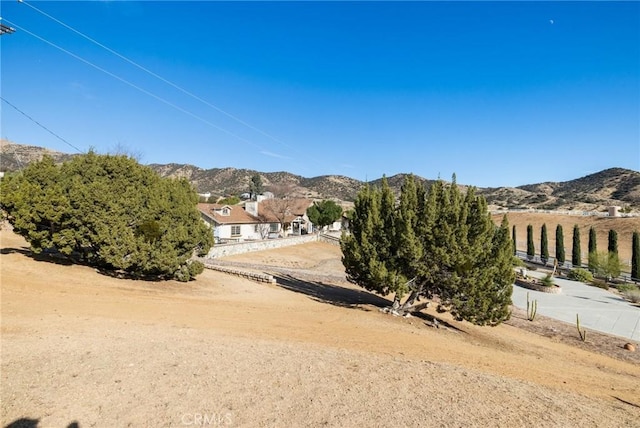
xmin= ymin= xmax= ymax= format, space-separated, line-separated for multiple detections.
xmin=0 ymin=139 xmax=75 ymax=171
xmin=478 ymin=168 xmax=640 ymax=211
xmin=1 ymin=140 xmax=638 ymax=211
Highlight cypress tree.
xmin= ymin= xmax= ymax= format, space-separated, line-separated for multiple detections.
xmin=540 ymin=223 xmax=549 ymax=265
xmin=512 ymin=225 xmax=517 ymax=256
xmin=526 ymin=224 xmax=535 ymax=260
xmin=632 ymin=231 xmax=640 ymax=281
xmin=555 ymin=224 xmax=565 ymax=265
xmin=572 ymin=225 xmax=581 ymax=267
xmin=588 ymin=227 xmax=598 ymax=270
xmin=608 ymin=229 xmax=618 ymax=255
xmin=588 ymin=227 xmax=597 ymax=254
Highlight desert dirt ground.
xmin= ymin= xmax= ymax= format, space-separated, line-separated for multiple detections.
xmin=2 ymin=228 xmax=640 ymax=428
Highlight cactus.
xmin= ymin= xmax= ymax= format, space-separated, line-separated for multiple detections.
xmin=526 ymin=292 xmax=537 ymax=321
xmin=576 ymin=314 xmax=587 ymax=342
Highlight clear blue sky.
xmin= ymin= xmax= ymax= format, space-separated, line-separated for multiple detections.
xmin=1 ymin=1 xmax=638 ymax=188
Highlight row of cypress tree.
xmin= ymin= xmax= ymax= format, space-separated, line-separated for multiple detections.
xmin=517 ymin=223 xmax=640 ymax=280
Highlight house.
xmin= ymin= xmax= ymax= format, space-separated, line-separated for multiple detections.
xmin=198 ymin=203 xmax=268 ymax=243
xmin=255 ymin=198 xmax=315 ymax=236
xmin=197 ymin=198 xmax=317 ymax=242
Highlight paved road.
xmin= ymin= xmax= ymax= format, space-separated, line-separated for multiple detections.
xmin=512 ymin=271 xmax=640 ymax=341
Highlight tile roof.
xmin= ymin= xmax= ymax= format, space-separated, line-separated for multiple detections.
xmin=197 ymin=203 xmax=261 ymax=225
xmin=258 ymin=198 xmax=313 ymax=224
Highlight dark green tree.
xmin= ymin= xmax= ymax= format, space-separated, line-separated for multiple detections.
xmin=588 ymin=227 xmax=598 ymax=271
xmin=512 ymin=225 xmax=517 ymax=255
xmin=540 ymin=223 xmax=549 ymax=265
xmin=0 ymin=153 xmax=213 ymax=281
xmin=572 ymin=225 xmax=582 ymax=267
xmin=306 ymin=200 xmax=343 ymax=231
xmin=632 ymin=231 xmax=640 ymax=280
xmin=526 ymin=225 xmax=535 ymax=261
xmin=341 ymin=177 xmax=397 ymax=297
xmin=608 ymin=229 xmax=618 ymax=255
xmin=218 ymin=195 xmax=240 ymax=205
xmin=249 ymin=173 xmax=263 ymax=201
xmin=342 ymin=174 xmax=513 ymax=326
xmin=555 ymin=224 xmax=565 ymax=265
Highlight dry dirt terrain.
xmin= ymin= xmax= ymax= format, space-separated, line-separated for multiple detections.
xmin=2 ymin=229 xmax=640 ymax=428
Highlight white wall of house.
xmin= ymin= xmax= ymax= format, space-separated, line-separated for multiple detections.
xmin=215 ymin=224 xmax=262 ymax=241
xmin=214 ymin=223 xmax=283 ymax=241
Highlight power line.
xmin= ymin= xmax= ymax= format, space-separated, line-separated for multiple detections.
xmin=1 ymin=96 xmax=84 ymax=153
xmin=3 ymin=18 xmax=265 ymax=151
xmin=18 ymin=0 xmax=294 ymax=152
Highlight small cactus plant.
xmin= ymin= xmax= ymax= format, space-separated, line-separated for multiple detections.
xmin=526 ymin=292 xmax=537 ymax=321
xmin=576 ymin=314 xmax=587 ymax=342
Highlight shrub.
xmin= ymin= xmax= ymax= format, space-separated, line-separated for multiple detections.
xmin=590 ymin=279 xmax=609 ymax=290
xmin=567 ymin=268 xmax=593 ymax=283
xmin=615 ymin=284 xmax=639 ymax=293
xmin=622 ymin=289 xmax=640 ymax=304
xmin=188 ymin=260 xmax=205 ymax=277
xmin=512 ymin=256 xmax=525 ymax=267
xmin=540 ymin=273 xmax=555 ymax=287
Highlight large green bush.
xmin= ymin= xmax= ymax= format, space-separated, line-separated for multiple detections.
xmin=0 ymin=153 xmax=213 ymax=281
xmin=567 ymin=268 xmax=594 ymax=283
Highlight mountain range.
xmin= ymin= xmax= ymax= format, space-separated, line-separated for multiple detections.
xmin=1 ymin=139 xmax=638 ymax=212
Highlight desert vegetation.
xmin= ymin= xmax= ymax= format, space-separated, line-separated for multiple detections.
xmin=0 ymin=152 xmax=212 ymax=281
xmin=342 ymin=175 xmax=513 ymax=325
xmin=493 ymin=212 xmax=640 ymax=276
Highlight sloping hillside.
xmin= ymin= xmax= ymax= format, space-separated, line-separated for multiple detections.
xmin=480 ymin=168 xmax=639 ymax=211
xmin=0 ymin=140 xmax=74 ymax=171
xmin=1 ymin=141 xmax=637 ymax=211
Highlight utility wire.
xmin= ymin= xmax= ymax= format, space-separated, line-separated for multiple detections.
xmin=18 ymin=0 xmax=294 ymax=152
xmin=1 ymin=96 xmax=84 ymax=153
xmin=3 ymin=19 xmax=265 ymax=151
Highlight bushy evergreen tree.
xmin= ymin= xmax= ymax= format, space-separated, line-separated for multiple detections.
xmin=572 ymin=225 xmax=582 ymax=267
xmin=555 ymin=224 xmax=565 ymax=265
xmin=526 ymin=225 xmax=535 ymax=261
xmin=341 ymin=174 xmax=513 ymax=326
xmin=632 ymin=231 xmax=640 ymax=281
xmin=540 ymin=223 xmax=549 ymax=265
xmin=306 ymin=200 xmax=343 ymax=231
xmin=0 ymin=153 xmax=213 ymax=281
xmin=588 ymin=227 xmax=598 ymax=271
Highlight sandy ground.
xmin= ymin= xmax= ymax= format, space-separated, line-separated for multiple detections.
xmin=2 ymin=229 xmax=640 ymax=428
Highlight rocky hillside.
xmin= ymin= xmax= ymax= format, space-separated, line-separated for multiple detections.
xmin=479 ymin=168 xmax=640 ymax=211
xmin=0 ymin=140 xmax=75 ymax=171
xmin=1 ymin=140 xmax=637 ymax=211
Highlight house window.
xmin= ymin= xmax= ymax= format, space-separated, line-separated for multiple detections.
xmin=270 ymin=223 xmax=278 ymax=232
xmin=254 ymin=225 xmax=259 ymax=233
xmin=222 ymin=207 xmax=230 ymax=216
xmin=231 ymin=225 xmax=241 ymax=236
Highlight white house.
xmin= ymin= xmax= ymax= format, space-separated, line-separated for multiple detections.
xmin=198 ymin=203 xmax=268 ymax=243
xmin=197 ymin=198 xmax=317 ymax=242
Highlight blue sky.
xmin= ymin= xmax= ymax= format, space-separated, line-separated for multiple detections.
xmin=1 ymin=1 xmax=638 ymax=188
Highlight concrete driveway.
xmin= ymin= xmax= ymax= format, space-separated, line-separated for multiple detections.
xmin=511 ymin=271 xmax=640 ymax=342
